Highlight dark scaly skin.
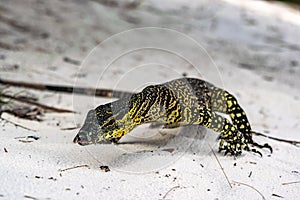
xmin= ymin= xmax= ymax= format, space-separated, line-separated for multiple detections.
xmin=73 ymin=78 xmax=272 ymax=156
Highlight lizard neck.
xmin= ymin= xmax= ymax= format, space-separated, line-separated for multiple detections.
xmin=95 ymin=96 xmax=139 ymax=141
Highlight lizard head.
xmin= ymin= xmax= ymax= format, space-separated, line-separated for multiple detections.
xmin=73 ymin=107 xmax=116 ymax=145
xmin=73 ymin=109 xmax=102 ymax=145
xmin=73 ymin=99 xmax=131 ymax=145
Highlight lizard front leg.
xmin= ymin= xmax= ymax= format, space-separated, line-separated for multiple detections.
xmin=210 ymin=88 xmax=272 ymax=154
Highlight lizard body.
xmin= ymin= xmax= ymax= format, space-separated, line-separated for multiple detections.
xmin=73 ymin=78 xmax=272 ymax=156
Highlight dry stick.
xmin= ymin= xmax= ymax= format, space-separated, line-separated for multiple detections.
xmin=23 ymin=195 xmax=38 ymax=200
xmin=1 ymin=93 xmax=75 ymax=113
xmin=162 ymin=185 xmax=180 ymax=199
xmin=272 ymin=194 xmax=284 ymax=198
xmin=281 ymin=181 xmax=300 ymax=185
xmin=252 ymin=131 xmax=300 ymax=146
xmin=208 ymin=144 xmax=232 ymax=188
xmin=60 ymin=126 xmax=80 ymax=130
xmin=232 ymin=181 xmax=266 ymax=200
xmin=0 ymin=116 xmax=36 ymax=132
xmin=0 ymin=78 xmax=133 ymax=98
xmin=59 ymin=164 xmax=89 ymax=172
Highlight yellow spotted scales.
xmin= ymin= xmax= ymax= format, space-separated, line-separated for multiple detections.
xmin=73 ymin=78 xmax=272 ymax=156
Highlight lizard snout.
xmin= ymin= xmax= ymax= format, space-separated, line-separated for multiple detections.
xmin=73 ymin=133 xmax=91 ymax=145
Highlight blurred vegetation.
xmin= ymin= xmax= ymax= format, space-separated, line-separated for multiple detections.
xmin=273 ymin=0 xmax=300 ymax=6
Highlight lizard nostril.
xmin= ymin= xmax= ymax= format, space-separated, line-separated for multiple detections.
xmin=73 ymin=134 xmax=90 ymax=145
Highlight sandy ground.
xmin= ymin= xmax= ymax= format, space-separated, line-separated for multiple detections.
xmin=0 ymin=0 xmax=299 ymax=199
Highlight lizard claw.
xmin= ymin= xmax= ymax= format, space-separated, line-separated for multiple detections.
xmin=251 ymin=142 xmax=273 ymax=153
xmin=244 ymin=145 xmax=263 ymax=157
xmin=251 ymin=148 xmax=262 ymax=157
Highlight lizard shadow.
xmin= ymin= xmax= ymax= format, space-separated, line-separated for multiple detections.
xmin=84 ymin=124 xmax=218 ymax=172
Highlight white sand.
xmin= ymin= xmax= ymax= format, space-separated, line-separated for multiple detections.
xmin=0 ymin=0 xmax=299 ymax=199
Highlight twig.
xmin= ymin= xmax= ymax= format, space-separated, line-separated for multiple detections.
xmin=2 ymin=107 xmax=43 ymax=121
xmin=60 ymin=126 xmax=80 ymax=130
xmin=63 ymin=56 xmax=81 ymax=65
xmin=271 ymin=193 xmax=284 ymax=198
xmin=14 ymin=136 xmax=40 ymax=140
xmin=1 ymin=93 xmax=75 ymax=113
xmin=0 ymin=78 xmax=133 ymax=98
xmin=59 ymin=164 xmax=89 ymax=172
xmin=209 ymin=144 xmax=232 ymax=188
xmin=0 ymin=116 xmax=37 ymax=131
xmin=24 ymin=195 xmax=38 ymax=200
xmin=18 ymin=140 xmax=33 ymax=143
xmin=252 ymin=131 xmax=300 ymax=146
xmin=232 ymin=181 xmax=266 ymax=200
xmin=282 ymin=181 xmax=300 ymax=185
xmin=162 ymin=185 xmax=180 ymax=199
